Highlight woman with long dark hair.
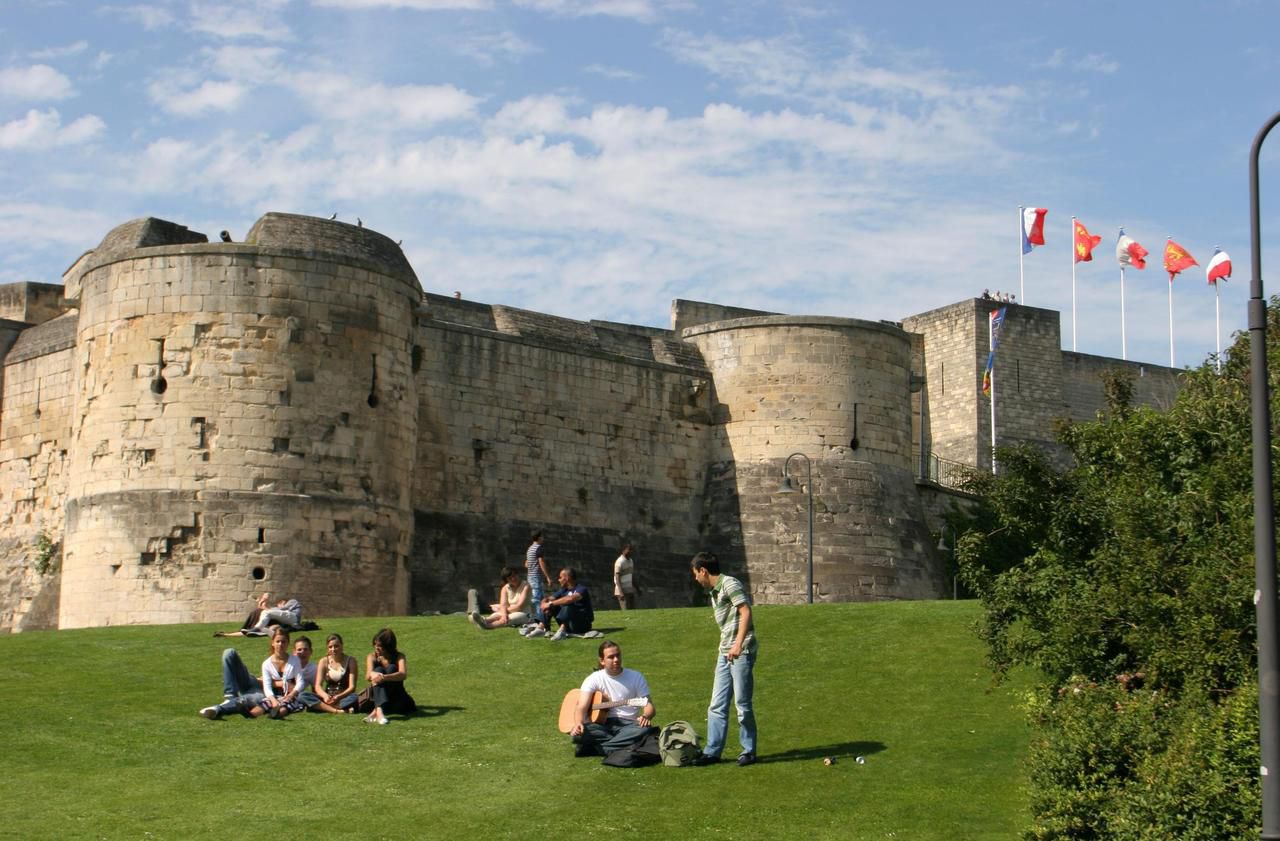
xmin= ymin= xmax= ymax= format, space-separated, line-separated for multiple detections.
xmin=364 ymin=628 xmax=415 ymax=724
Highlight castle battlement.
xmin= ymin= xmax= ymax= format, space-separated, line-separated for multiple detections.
xmin=0 ymin=213 xmax=1181 ymax=631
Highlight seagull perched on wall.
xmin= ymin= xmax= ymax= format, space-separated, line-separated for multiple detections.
xmin=328 ymin=213 xmax=337 ymax=220
xmin=357 ymin=217 xmax=363 ymax=227
xmin=219 ymin=230 xmax=232 ymax=242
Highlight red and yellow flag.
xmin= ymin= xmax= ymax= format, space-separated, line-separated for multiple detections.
xmin=1163 ymin=239 xmax=1198 ymax=282
xmin=1074 ymin=220 xmax=1102 ymax=263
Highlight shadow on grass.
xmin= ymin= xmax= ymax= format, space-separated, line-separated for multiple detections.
xmin=409 ymin=705 xmax=465 ymax=718
xmin=759 ymin=740 xmax=886 ymax=764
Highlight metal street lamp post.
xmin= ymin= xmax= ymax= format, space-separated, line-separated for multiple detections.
xmin=777 ymin=452 xmax=814 ymax=605
xmin=1249 ymin=109 xmax=1280 ymax=841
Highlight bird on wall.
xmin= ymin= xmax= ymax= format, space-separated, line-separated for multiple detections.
xmin=357 ymin=217 xmax=363 ymax=227
xmin=219 ymin=230 xmax=232 ymax=242
xmin=328 ymin=213 xmax=337 ymax=220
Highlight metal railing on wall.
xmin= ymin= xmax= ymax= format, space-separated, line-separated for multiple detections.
xmin=926 ymin=452 xmax=981 ymax=491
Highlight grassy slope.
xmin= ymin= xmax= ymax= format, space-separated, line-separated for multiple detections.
xmin=3 ymin=600 xmax=1030 ymax=840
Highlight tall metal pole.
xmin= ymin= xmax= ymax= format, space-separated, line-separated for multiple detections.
xmin=1249 ymin=109 xmax=1280 ymax=841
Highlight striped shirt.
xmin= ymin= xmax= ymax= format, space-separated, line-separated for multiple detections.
xmin=709 ymin=574 xmax=756 ymax=655
xmin=526 ymin=541 xmax=545 ymax=588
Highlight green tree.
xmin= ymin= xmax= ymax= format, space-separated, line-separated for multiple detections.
xmin=954 ymin=301 xmax=1280 ymax=839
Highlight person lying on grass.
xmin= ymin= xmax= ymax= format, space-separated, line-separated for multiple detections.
xmin=199 ymin=626 xmax=303 ymax=720
xmin=365 ymin=627 xmax=415 ymax=725
xmin=468 ymin=566 xmax=532 ymax=630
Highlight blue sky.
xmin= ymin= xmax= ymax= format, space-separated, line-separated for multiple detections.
xmin=2 ymin=0 xmax=1277 ymax=369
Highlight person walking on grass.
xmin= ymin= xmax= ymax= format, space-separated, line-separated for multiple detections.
xmin=690 ymin=551 xmax=758 ymax=767
xmin=526 ymin=530 xmax=552 ymax=628
xmin=613 ymin=543 xmax=640 ymax=610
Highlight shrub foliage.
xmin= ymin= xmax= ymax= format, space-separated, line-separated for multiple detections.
xmin=954 ymin=302 xmax=1280 ymax=839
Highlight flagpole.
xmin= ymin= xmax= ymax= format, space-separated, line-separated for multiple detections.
xmin=989 ymin=311 xmax=998 ymax=475
xmin=1071 ymin=215 xmax=1078 ymax=352
xmin=1120 ymin=265 xmax=1128 ymax=361
xmin=1216 ymin=280 xmax=1223 ymax=373
xmin=1215 ymin=245 xmax=1223 ymax=373
xmin=1018 ymin=206 xmax=1025 ymax=304
xmin=1167 ymin=237 xmax=1176 ymax=368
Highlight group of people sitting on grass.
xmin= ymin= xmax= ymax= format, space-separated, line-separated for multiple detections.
xmin=200 ymin=626 xmax=416 ymax=725
xmin=466 ymin=565 xmax=600 ymax=640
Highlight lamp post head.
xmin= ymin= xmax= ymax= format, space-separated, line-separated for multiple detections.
xmin=777 ymin=476 xmax=799 ymax=494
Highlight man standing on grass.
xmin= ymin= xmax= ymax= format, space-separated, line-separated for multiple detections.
xmin=690 ymin=551 xmax=757 ymax=766
xmin=526 ymin=530 xmax=552 ymax=628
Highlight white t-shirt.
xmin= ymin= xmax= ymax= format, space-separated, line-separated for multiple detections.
xmin=261 ymin=654 xmax=304 ymax=698
xmin=579 ymin=667 xmax=650 ymax=723
xmin=614 ymin=554 xmax=635 ymax=594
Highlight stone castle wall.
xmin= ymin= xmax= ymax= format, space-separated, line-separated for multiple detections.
xmin=0 ymin=313 xmax=77 ymax=630
xmin=55 ymin=213 xmax=420 ymax=629
xmin=408 ymin=294 xmax=716 ymax=612
xmin=684 ymin=315 xmax=944 ymax=602
xmin=0 ymin=215 xmax=1191 ymax=630
xmin=905 ymin=299 xmax=1181 ymax=471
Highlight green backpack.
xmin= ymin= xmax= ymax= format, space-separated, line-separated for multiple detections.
xmin=659 ymin=720 xmax=701 ymax=767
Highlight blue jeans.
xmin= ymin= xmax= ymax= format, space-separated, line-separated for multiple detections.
xmin=215 ymin=648 xmax=264 ymax=716
xmin=705 ymin=649 xmax=756 ymax=758
xmin=530 ymin=579 xmax=546 ymax=624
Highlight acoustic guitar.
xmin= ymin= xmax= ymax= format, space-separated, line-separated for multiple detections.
xmin=557 ymin=689 xmax=649 ymax=733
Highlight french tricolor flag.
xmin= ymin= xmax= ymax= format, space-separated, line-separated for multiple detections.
xmin=1206 ymin=249 xmax=1232 ymax=285
xmin=1021 ymin=207 xmax=1047 ymax=255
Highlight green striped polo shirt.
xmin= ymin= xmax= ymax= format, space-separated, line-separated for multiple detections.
xmin=710 ymin=574 xmax=757 ymax=655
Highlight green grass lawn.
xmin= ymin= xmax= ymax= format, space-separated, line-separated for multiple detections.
xmin=2 ymin=600 xmax=1031 ymax=840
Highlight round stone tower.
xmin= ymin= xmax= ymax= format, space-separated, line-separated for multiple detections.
xmin=684 ymin=315 xmax=944 ymax=603
xmin=58 ymin=213 xmax=421 ymax=628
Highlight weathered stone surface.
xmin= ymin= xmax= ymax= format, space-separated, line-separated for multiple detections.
xmin=0 ymin=218 xmax=1184 ymax=631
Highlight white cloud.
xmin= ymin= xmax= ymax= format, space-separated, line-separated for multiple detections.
xmin=454 ymin=30 xmax=540 ymax=65
xmin=311 ymin=0 xmax=492 ymax=8
xmin=1075 ymin=53 xmax=1119 ymax=74
xmin=206 ymin=46 xmax=286 ymax=83
xmin=189 ymin=0 xmax=293 ymax=40
xmin=513 ymin=0 xmax=662 ymax=21
xmin=291 ymin=73 xmax=480 ymax=125
xmin=584 ymin=63 xmax=642 ymax=81
xmin=0 ymin=109 xmax=105 ymax=150
xmin=103 ymin=4 xmax=178 ymax=30
xmin=0 ymin=64 xmax=75 ymax=100
xmin=30 ymin=41 xmax=90 ymax=60
xmin=150 ymin=79 xmax=247 ymax=115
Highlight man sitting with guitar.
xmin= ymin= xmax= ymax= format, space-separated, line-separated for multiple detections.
xmin=563 ymin=640 xmax=657 ymax=757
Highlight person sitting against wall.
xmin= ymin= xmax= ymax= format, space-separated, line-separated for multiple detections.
xmin=525 ymin=567 xmax=593 ymax=641
xmin=468 ymin=566 xmax=532 ymax=630
xmin=199 ymin=626 xmax=301 ymax=720
xmin=304 ymin=633 xmax=360 ymax=714
xmin=365 ymin=627 xmax=415 ymax=725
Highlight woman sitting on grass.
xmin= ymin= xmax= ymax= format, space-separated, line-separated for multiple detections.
xmin=365 ymin=627 xmax=415 ymax=725
xmin=308 ymin=633 xmax=360 ymax=714
xmin=468 ymin=567 xmax=531 ymax=630
xmin=260 ymin=626 xmax=307 ymax=719
xmin=199 ymin=626 xmax=301 ymax=720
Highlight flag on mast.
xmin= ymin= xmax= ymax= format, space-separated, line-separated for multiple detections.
xmin=1206 ymin=249 xmax=1232 ymax=285
xmin=1021 ymin=208 xmax=1047 ymax=254
xmin=981 ymin=306 xmax=1007 ymax=397
xmin=1117 ymin=230 xmax=1148 ymax=269
xmin=1163 ymin=239 xmax=1198 ymax=281
xmin=1074 ymin=220 xmax=1102 ymax=263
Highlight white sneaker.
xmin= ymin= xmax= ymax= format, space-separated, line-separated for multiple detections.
xmin=199 ymin=706 xmax=221 ymax=720
xmin=550 ymin=627 xmax=567 ymax=641
xmin=525 ymin=626 xmax=546 ymax=638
